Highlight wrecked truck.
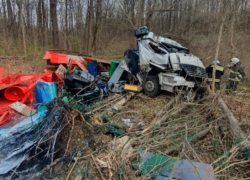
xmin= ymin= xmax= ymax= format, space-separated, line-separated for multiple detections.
xmin=122 ymin=26 xmax=207 ymax=97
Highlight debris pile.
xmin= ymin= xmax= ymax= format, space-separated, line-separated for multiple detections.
xmin=0 ymin=50 xmax=249 ymax=180
xmin=0 ymin=51 xmax=128 ymax=178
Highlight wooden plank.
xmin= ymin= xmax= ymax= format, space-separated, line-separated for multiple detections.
xmin=9 ymin=101 xmax=37 ymax=117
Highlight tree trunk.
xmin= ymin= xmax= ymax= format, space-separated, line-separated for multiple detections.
xmin=37 ymin=0 xmax=43 ymax=43
xmin=17 ymin=0 xmax=27 ymax=58
xmin=91 ymin=0 xmax=102 ymax=55
xmin=230 ymin=10 xmax=236 ymax=59
xmin=134 ymin=0 xmax=142 ymax=47
xmin=87 ymin=0 xmax=93 ymax=54
xmin=1 ymin=0 xmax=7 ymax=37
xmin=42 ymin=0 xmax=47 ymax=47
xmin=6 ymin=0 xmax=13 ymax=37
xmin=65 ymin=0 xmax=69 ymax=49
xmin=135 ymin=0 xmax=142 ymax=28
xmin=50 ymin=0 xmax=59 ymax=49
xmin=211 ymin=21 xmax=224 ymax=93
xmin=141 ymin=0 xmax=145 ymax=26
xmin=26 ymin=0 xmax=30 ymax=29
xmin=230 ymin=1 xmax=239 ymax=58
xmin=146 ymin=0 xmax=158 ymax=30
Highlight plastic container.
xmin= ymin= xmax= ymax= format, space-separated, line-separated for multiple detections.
xmin=85 ymin=61 xmax=100 ymax=77
xmin=109 ymin=60 xmax=120 ymax=77
xmin=36 ymin=82 xmax=57 ymax=104
xmin=4 ymin=86 xmax=27 ymax=101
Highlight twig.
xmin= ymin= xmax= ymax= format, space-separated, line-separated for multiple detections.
xmin=91 ymin=154 xmax=106 ymax=180
xmin=66 ymin=158 xmax=78 ymax=180
xmin=64 ymin=113 xmax=75 ymax=156
xmin=66 ymin=152 xmax=95 ymax=180
xmin=78 ymin=110 xmax=93 ymax=128
xmin=184 ymin=124 xmax=215 ymax=179
xmin=212 ymin=134 xmax=250 ymax=166
xmin=86 ymin=94 xmax=125 ymax=114
xmin=215 ymin=159 xmax=250 ymax=174
xmin=183 ymin=152 xmax=204 ymax=180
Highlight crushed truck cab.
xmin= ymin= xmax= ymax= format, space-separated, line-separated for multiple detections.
xmin=123 ymin=26 xmax=207 ymax=97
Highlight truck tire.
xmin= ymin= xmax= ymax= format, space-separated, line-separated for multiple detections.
xmin=143 ymin=75 xmax=160 ymax=97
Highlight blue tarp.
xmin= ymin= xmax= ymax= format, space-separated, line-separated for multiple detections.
xmin=0 ymin=107 xmax=48 ymax=175
xmin=137 ymin=150 xmax=215 ymax=180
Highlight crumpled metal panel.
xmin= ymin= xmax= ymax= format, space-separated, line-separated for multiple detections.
xmin=137 ymin=32 xmax=206 ymax=73
xmin=138 ymin=40 xmax=169 ymax=69
xmin=181 ymin=64 xmax=207 ymax=78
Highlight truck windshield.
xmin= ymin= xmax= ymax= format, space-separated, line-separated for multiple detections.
xmin=149 ymin=43 xmax=167 ymax=55
xmin=160 ymin=42 xmax=189 ymax=54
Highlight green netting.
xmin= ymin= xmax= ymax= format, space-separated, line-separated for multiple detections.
xmin=136 ymin=150 xmax=177 ymax=178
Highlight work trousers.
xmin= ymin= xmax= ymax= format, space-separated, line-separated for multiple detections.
xmin=226 ymin=80 xmax=238 ymax=93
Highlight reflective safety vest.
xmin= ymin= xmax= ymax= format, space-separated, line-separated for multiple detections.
xmin=208 ymin=78 xmax=220 ymax=82
xmin=206 ymin=64 xmax=224 ymax=82
xmin=211 ymin=65 xmax=224 ymax=72
xmin=228 ymin=65 xmax=244 ymax=82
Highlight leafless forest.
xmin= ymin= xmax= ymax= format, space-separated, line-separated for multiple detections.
xmin=0 ymin=0 xmax=249 ymax=72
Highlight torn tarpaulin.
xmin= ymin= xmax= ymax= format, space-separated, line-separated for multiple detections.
xmin=63 ymin=70 xmax=95 ymax=91
xmin=0 ymin=99 xmax=69 ymax=178
xmin=0 ymin=109 xmax=47 ymax=175
xmin=135 ymin=150 xmax=214 ymax=180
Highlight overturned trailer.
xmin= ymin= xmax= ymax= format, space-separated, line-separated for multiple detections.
xmin=123 ymin=26 xmax=207 ymax=97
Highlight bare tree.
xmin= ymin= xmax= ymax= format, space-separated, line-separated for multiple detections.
xmin=91 ymin=0 xmax=102 ymax=55
xmin=87 ymin=0 xmax=94 ymax=54
xmin=6 ymin=0 xmax=14 ymax=37
xmin=146 ymin=0 xmax=158 ymax=30
xmin=16 ymin=0 xmax=26 ymax=57
xmin=50 ymin=0 xmax=59 ymax=48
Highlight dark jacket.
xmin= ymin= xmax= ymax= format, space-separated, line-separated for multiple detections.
xmin=229 ymin=65 xmax=246 ymax=81
xmin=206 ymin=63 xmax=224 ymax=81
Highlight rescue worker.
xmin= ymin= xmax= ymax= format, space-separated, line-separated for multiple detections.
xmin=206 ymin=60 xmax=224 ymax=90
xmin=226 ymin=58 xmax=246 ymax=94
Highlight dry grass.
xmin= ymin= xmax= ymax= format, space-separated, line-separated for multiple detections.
xmin=48 ymin=91 xmax=250 ymax=180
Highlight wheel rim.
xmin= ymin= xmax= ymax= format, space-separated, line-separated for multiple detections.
xmin=145 ymin=81 xmax=155 ymax=92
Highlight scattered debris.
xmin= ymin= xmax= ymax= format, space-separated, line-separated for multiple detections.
xmin=135 ymin=150 xmax=214 ymax=180
xmin=0 ymin=35 xmax=249 ymax=180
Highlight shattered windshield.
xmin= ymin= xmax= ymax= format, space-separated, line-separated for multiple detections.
xmin=160 ymin=42 xmax=189 ymax=54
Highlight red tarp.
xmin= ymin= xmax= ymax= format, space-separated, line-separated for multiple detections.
xmin=43 ymin=51 xmax=111 ymax=71
xmin=0 ymin=69 xmax=62 ymax=126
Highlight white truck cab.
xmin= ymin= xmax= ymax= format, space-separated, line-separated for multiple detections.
xmin=123 ymin=26 xmax=207 ymax=97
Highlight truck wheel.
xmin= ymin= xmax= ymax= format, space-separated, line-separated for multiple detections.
xmin=143 ymin=75 xmax=160 ymax=97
